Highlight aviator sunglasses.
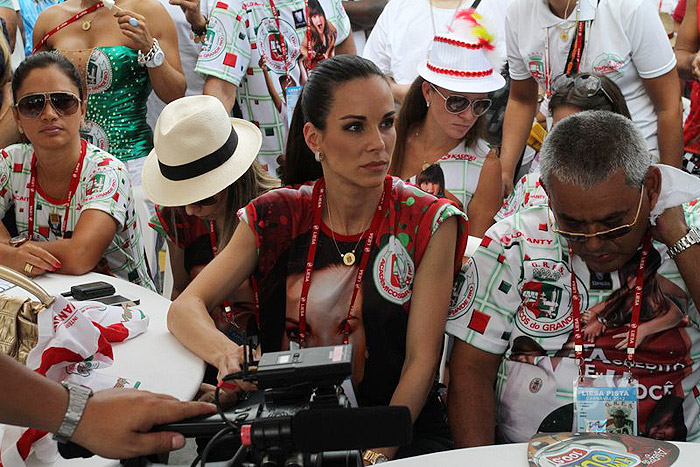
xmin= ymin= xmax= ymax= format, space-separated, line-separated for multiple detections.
xmin=549 ymin=186 xmax=645 ymax=243
xmin=552 ymin=73 xmax=614 ymax=107
xmin=429 ymin=84 xmax=492 ymax=116
xmin=15 ymin=92 xmax=82 ymax=119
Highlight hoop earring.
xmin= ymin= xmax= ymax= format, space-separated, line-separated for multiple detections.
xmin=315 ymin=151 xmax=325 ymax=162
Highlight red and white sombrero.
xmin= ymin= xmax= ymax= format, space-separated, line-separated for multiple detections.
xmin=418 ymin=9 xmax=506 ymax=93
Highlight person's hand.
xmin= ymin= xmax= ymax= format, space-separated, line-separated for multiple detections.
xmin=613 ymin=323 xmax=649 ymax=350
xmin=11 ymin=242 xmax=60 ymax=277
xmin=650 ymin=205 xmax=689 ymax=248
xmin=114 ymin=10 xmax=155 ymax=54
xmin=502 ymin=173 xmax=514 ymax=199
xmin=70 ymin=388 xmax=216 ymax=459
xmin=216 ymin=345 xmax=261 ymax=393
xmin=692 ymin=53 xmax=700 ymax=81
xmin=258 ymin=55 xmax=269 ymax=72
xmin=582 ymin=318 xmax=605 ymax=342
xmin=169 ymin=0 xmax=206 ymax=32
xmin=196 ymin=383 xmax=240 ymax=408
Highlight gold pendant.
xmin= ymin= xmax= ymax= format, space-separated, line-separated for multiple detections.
xmin=82 ymin=20 xmax=91 ymax=31
xmin=560 ymin=31 xmax=568 ymax=41
xmin=342 ymin=252 xmax=356 ymax=266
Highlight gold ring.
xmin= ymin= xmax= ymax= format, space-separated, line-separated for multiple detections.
xmin=23 ymin=263 xmax=33 ymax=275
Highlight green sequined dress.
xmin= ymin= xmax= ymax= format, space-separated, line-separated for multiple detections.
xmin=61 ymin=46 xmax=153 ymax=162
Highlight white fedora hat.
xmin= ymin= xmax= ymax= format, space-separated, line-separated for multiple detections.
xmin=142 ymin=95 xmax=262 ymax=207
xmin=418 ymin=9 xmax=505 ymax=93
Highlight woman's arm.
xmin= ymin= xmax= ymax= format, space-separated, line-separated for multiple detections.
xmin=467 ymin=148 xmax=502 ymax=237
xmin=0 ymin=222 xmax=60 ymax=276
xmin=166 ymin=240 xmax=189 ymax=300
xmin=259 ymin=56 xmax=283 ymax=113
xmin=499 ymin=78 xmax=540 ymax=197
xmin=642 ymin=69 xmax=683 ymax=168
xmin=114 ymin=1 xmax=186 ymax=103
xmin=675 ymin=0 xmax=699 ymax=81
xmin=168 ymin=221 xmax=258 ymax=383
xmin=370 ymin=216 xmax=458 ymax=460
xmin=31 ymin=209 xmax=118 ymax=275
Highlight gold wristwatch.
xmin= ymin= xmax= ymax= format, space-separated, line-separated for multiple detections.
xmin=363 ymin=449 xmax=388 ymax=464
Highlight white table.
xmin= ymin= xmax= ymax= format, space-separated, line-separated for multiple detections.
xmin=2 ymin=272 xmax=205 ymax=466
xmin=384 ymin=442 xmax=700 ymax=466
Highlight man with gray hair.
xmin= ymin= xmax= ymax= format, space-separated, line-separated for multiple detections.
xmin=446 ymin=110 xmax=700 ymax=445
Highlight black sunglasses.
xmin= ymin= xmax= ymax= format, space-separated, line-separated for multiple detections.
xmin=429 ymin=84 xmax=492 ymax=116
xmin=15 ymin=92 xmax=81 ymax=119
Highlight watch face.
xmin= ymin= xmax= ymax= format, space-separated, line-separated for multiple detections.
xmin=9 ymin=234 xmax=29 ymax=247
xmin=153 ymin=49 xmax=165 ymax=67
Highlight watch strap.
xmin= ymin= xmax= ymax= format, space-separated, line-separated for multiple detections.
xmin=137 ymin=38 xmax=163 ymax=67
xmin=53 ymin=381 xmax=93 ymax=444
xmin=667 ymin=227 xmax=700 ymax=260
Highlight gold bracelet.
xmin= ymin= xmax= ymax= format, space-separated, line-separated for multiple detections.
xmin=362 ymin=449 xmax=388 ymax=464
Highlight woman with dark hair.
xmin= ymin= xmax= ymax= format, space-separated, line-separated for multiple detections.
xmin=299 ymin=0 xmax=338 ymax=71
xmin=169 ymin=54 xmax=468 ymax=461
xmin=0 ymin=52 xmax=153 ymax=288
xmin=416 ymin=163 xmax=446 ymax=198
xmin=390 ymin=10 xmax=505 ymax=237
xmin=33 ymin=0 xmax=184 ymax=187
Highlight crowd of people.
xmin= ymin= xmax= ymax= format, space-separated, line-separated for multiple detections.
xmin=2 ymin=0 xmax=700 ymax=463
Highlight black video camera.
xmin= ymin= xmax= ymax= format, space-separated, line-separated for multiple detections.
xmin=156 ymin=345 xmax=412 ymax=467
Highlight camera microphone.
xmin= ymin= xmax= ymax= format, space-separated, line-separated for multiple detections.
xmin=240 ymin=405 xmax=412 ymax=453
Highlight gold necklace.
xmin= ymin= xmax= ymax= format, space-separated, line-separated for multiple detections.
xmin=326 ymin=200 xmax=371 ymax=267
xmin=554 ymin=0 xmax=579 ymax=41
xmin=82 ymin=6 xmax=102 ymax=31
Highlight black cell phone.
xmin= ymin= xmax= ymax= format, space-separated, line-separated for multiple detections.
xmin=62 ymin=281 xmax=116 ymax=300
xmin=93 ymin=295 xmax=140 ymax=307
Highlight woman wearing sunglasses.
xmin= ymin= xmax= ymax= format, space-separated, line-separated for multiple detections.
xmin=497 ymin=72 xmax=631 ymax=221
xmin=146 ymin=96 xmax=279 ymax=332
xmin=0 ymin=52 xmax=153 ymax=288
xmin=390 ymin=10 xmax=505 ymax=237
xmin=32 ymin=0 xmax=184 ymax=187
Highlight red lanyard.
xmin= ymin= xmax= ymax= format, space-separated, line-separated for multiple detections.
xmin=248 ymin=178 xmax=389 ymax=346
xmin=27 ymin=141 xmax=87 ymax=240
xmin=569 ymin=235 xmax=651 ymax=375
xmin=209 ymin=221 xmax=239 ymax=322
xmin=33 ymin=2 xmax=104 ymax=53
xmin=544 ymin=20 xmax=590 ymax=97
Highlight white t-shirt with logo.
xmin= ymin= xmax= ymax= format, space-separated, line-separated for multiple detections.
xmin=447 ymin=202 xmax=700 ymax=442
xmin=363 ymin=0 xmax=511 ymax=86
xmin=506 ymin=0 xmax=676 ymax=160
xmin=195 ymin=0 xmax=351 ymax=174
xmin=0 ymin=142 xmax=154 ymax=290
xmin=147 ymin=0 xmax=216 ymax=129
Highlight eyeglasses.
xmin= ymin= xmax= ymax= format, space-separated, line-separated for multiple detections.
xmin=549 ymin=186 xmax=645 ymax=243
xmin=552 ymin=73 xmax=614 ymax=107
xmin=429 ymin=84 xmax=492 ymax=116
xmin=190 ymin=195 xmax=218 ymax=207
xmin=15 ymin=92 xmax=82 ymax=119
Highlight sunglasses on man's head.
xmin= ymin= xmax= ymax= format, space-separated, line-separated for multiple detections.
xmin=15 ymin=92 xmax=81 ymax=119
xmin=429 ymin=84 xmax=492 ymax=116
xmin=549 ymin=186 xmax=645 ymax=243
xmin=552 ymin=73 xmax=614 ymax=107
